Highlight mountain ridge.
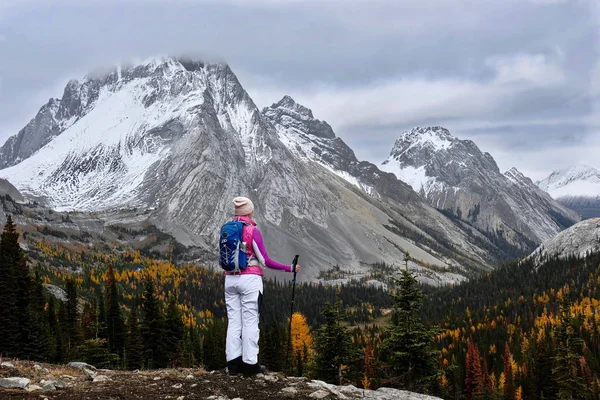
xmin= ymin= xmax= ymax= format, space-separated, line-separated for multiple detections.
xmin=0 ymin=57 xmax=503 ymax=283
xmin=381 ymin=126 xmax=580 ymax=254
xmin=537 ymin=164 xmax=600 ymax=218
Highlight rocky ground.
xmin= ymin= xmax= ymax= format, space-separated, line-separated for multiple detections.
xmin=0 ymin=360 xmax=441 ymax=400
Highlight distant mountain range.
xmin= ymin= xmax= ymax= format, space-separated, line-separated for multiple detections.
xmin=381 ymin=126 xmax=579 ymax=256
xmin=537 ymin=164 xmax=600 ymax=219
xmin=0 ymin=57 xmax=581 ymax=282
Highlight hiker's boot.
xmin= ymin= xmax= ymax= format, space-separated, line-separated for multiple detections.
xmin=243 ymin=361 xmax=261 ymax=376
xmin=227 ymin=356 xmax=243 ymax=376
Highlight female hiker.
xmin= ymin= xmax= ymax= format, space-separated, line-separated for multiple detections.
xmin=223 ymin=196 xmax=300 ymax=375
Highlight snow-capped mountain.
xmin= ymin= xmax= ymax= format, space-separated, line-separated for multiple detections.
xmin=528 ymin=217 xmax=600 ymax=264
xmin=537 ymin=165 xmax=600 ymax=219
xmin=381 ymin=127 xmax=580 ymax=254
xmin=0 ymin=57 xmax=500 ymax=283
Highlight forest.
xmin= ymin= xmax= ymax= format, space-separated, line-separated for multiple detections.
xmin=1 ymin=215 xmax=599 ymax=399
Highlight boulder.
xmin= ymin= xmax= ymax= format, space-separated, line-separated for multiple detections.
xmin=68 ymin=361 xmax=97 ymax=370
xmin=0 ymin=377 xmax=31 ymax=389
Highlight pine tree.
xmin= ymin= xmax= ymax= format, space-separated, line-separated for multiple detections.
xmin=164 ymin=295 xmax=185 ymax=366
xmin=57 ymin=299 xmax=68 ymax=362
xmin=81 ymin=301 xmax=97 ymax=341
xmin=0 ymin=216 xmax=32 ymax=359
xmin=96 ymin=292 xmax=108 ymax=339
xmin=552 ymin=294 xmax=591 ymax=400
xmin=141 ymin=278 xmax=166 ymax=368
xmin=311 ymin=298 xmax=360 ymax=385
xmin=0 ymin=215 xmax=19 ymax=357
xmin=124 ymin=306 xmax=143 ymax=370
xmin=381 ymin=267 xmax=439 ymax=392
xmin=106 ymin=264 xmax=125 ymax=358
xmin=65 ymin=278 xmax=81 ymax=354
xmin=25 ymin=268 xmax=50 ymax=361
xmin=47 ymin=296 xmax=64 ymax=363
xmin=503 ymin=343 xmax=515 ymax=400
xmin=465 ymin=340 xmax=485 ymax=400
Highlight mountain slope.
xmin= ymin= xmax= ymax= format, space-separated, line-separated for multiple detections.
xmin=381 ymin=127 xmax=579 ymax=256
xmin=527 ymin=217 xmax=600 ymax=264
xmin=537 ymin=164 xmax=600 ymax=218
xmin=0 ymin=58 xmax=502 ymax=282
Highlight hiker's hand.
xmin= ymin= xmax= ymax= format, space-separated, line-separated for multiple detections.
xmin=293 ymin=264 xmax=300 ymax=273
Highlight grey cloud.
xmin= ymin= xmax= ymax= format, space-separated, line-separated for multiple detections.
xmin=0 ymin=0 xmax=598 ymax=179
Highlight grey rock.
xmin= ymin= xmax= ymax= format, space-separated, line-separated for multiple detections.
xmin=0 ymin=179 xmax=23 ymax=202
xmin=42 ymin=382 xmax=56 ymax=391
xmin=44 ymin=284 xmax=68 ymax=302
xmin=34 ymin=364 xmax=42 ymax=370
xmin=92 ymin=375 xmax=110 ymax=383
xmin=528 ymin=218 xmax=600 ymax=264
xmin=26 ymin=384 xmax=43 ymax=392
xmin=0 ymin=361 xmax=15 ymax=368
xmin=68 ymin=361 xmax=97 ymax=370
xmin=281 ymin=386 xmax=298 ymax=395
xmin=0 ymin=377 xmax=31 ymax=389
xmin=172 ymin=383 xmax=183 ymax=389
xmin=52 ymin=379 xmax=68 ymax=389
xmin=309 ymin=389 xmax=330 ymax=399
xmin=83 ymin=368 xmax=97 ymax=381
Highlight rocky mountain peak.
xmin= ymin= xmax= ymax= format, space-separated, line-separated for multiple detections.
xmin=537 ymin=164 xmax=600 ymax=218
xmin=389 ymin=126 xmax=455 ymax=159
xmin=382 ymin=126 xmax=579 ymax=253
xmin=538 ymin=164 xmax=600 ymax=196
xmin=504 ymin=167 xmax=534 ymax=187
xmin=263 ymin=96 xmax=335 ymax=139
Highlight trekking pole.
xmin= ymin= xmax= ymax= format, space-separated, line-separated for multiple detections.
xmin=285 ymin=254 xmax=300 ymax=374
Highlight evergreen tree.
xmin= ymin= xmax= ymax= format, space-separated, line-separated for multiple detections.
xmin=503 ymin=343 xmax=515 ymax=400
xmin=202 ymin=317 xmax=226 ymax=371
xmin=65 ymin=278 xmax=81 ymax=354
xmin=106 ymin=264 xmax=125 ymax=357
xmin=182 ymin=323 xmax=203 ymax=368
xmin=81 ymin=301 xmax=97 ymax=341
xmin=311 ymin=298 xmax=360 ymax=385
xmin=0 ymin=215 xmax=18 ymax=356
xmin=25 ymin=268 xmax=50 ymax=361
xmin=381 ymin=267 xmax=439 ymax=393
xmin=552 ymin=294 xmax=591 ymax=400
xmin=465 ymin=340 xmax=484 ymax=400
xmin=77 ymin=338 xmax=120 ymax=369
xmin=97 ymin=292 xmax=108 ymax=339
xmin=141 ymin=278 xmax=166 ymax=368
xmin=124 ymin=306 xmax=143 ymax=370
xmin=164 ymin=295 xmax=185 ymax=366
xmin=47 ymin=296 xmax=64 ymax=363
xmin=57 ymin=299 xmax=68 ymax=361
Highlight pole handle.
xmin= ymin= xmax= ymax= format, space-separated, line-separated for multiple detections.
xmin=291 ymin=254 xmax=299 ymax=282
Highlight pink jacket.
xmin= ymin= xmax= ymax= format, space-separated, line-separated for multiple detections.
xmin=225 ymin=216 xmax=292 ymax=276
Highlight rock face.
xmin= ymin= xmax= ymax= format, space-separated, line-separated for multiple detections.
xmin=528 ymin=218 xmax=600 ymax=264
xmin=0 ymin=178 xmax=24 ymax=202
xmin=0 ymin=58 xmax=508 ymax=281
xmin=537 ymin=164 xmax=600 ymax=219
xmin=381 ymin=126 xmax=580 ymax=256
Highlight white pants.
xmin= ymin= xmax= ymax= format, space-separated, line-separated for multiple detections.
xmin=225 ymin=274 xmax=263 ymax=365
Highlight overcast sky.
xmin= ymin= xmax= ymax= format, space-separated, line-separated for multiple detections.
xmin=0 ymin=0 xmax=598 ymax=180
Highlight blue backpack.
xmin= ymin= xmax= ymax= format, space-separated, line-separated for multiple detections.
xmin=219 ymin=221 xmax=249 ymax=273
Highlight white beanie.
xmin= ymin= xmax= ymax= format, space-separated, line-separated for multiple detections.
xmin=233 ymin=196 xmax=254 ymax=216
